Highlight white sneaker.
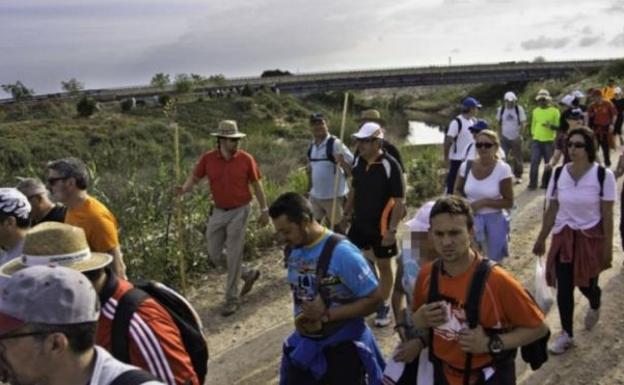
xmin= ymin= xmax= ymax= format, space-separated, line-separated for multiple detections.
xmin=548 ymin=331 xmax=574 ymax=355
xmin=584 ymin=308 xmax=600 ymax=331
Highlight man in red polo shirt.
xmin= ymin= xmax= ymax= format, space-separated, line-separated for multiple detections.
xmin=179 ymin=120 xmax=270 ymax=316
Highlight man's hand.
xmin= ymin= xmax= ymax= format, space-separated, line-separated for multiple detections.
xmin=394 ymin=339 xmax=423 ymax=363
xmin=532 ymin=237 xmax=546 ymax=256
xmin=413 ymin=301 xmax=449 ymax=328
xmin=301 ymin=294 xmax=326 ymax=322
xmin=458 ymin=325 xmax=489 ymax=354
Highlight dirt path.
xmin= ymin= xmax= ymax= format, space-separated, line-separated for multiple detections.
xmin=191 ymin=171 xmax=624 ymax=385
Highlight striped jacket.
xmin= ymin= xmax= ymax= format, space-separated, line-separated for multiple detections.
xmin=96 ymin=273 xmax=199 ymax=385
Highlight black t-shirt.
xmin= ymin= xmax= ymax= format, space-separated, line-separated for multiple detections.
xmin=351 ymin=152 xmax=404 ymax=223
xmin=34 ymin=204 xmax=67 ymax=226
xmin=612 ymin=98 xmax=624 ymax=132
xmin=354 ymin=141 xmax=405 ymax=171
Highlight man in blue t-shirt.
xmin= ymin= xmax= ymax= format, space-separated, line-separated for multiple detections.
xmin=269 ymin=192 xmax=384 ymax=385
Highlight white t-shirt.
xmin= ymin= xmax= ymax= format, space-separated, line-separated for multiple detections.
xmin=459 ymin=159 xmax=513 ymax=214
xmin=447 ymin=115 xmax=476 ymax=160
xmin=89 ymin=346 xmax=164 ymax=385
xmin=546 ymin=163 xmax=616 ymax=234
xmin=308 ymin=135 xmax=354 ymax=199
xmin=496 ymin=105 xmax=527 ymax=140
xmin=464 ymin=143 xmax=506 ymax=161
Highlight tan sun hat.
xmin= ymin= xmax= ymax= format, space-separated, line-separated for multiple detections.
xmin=210 ymin=120 xmax=246 ymax=138
xmin=356 ymin=109 xmax=386 ymax=125
xmin=535 ymin=89 xmax=552 ymax=101
xmin=0 ymin=222 xmax=113 ymax=277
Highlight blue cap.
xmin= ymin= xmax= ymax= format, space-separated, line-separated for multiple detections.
xmin=462 ymin=97 xmax=482 ymax=109
xmin=469 ymin=119 xmax=489 ymax=133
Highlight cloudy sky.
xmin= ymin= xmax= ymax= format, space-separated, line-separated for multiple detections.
xmin=1 ymin=0 xmax=623 ymax=95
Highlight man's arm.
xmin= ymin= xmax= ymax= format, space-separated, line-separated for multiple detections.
xmin=533 ymin=199 xmax=558 ymax=255
xmin=302 ymin=286 xmax=383 ymax=322
xmin=107 ymin=246 xmax=127 ymax=279
xmin=177 ymin=174 xmax=201 ymax=195
xmin=250 ymin=180 xmax=269 ymax=226
xmin=457 ymin=322 xmax=549 ymax=354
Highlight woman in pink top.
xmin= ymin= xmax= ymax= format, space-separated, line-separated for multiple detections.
xmin=533 ymin=127 xmax=616 ymax=355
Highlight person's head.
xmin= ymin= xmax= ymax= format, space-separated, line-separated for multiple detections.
xmin=566 ymin=127 xmax=596 ymax=163
xmin=46 ymin=158 xmax=89 ymax=204
xmin=0 ymin=265 xmax=99 ymax=385
xmin=352 ymin=122 xmax=384 ymax=158
xmin=0 ymin=222 xmax=113 ymax=291
xmin=428 ymin=196 xmax=474 ymax=264
xmin=535 ymin=89 xmax=552 ymax=107
xmin=503 ymin=91 xmax=517 ymax=107
xmin=615 ymin=87 xmax=623 ymax=99
xmin=309 ymin=113 xmax=329 ymax=139
xmin=405 ymin=200 xmax=439 ymax=263
xmin=468 ymin=119 xmax=489 ymax=139
xmin=15 ymin=178 xmax=54 ymax=222
xmin=590 ymin=88 xmax=603 ymax=103
xmin=356 ymin=109 xmax=385 ymax=126
xmin=474 ymin=129 xmax=500 ymax=160
xmin=211 ymin=120 xmax=246 ymax=154
xmin=565 ymin=108 xmax=585 ymax=130
xmin=461 ymin=97 xmax=481 ymax=116
xmin=608 ymin=78 xmax=616 ymax=87
xmin=559 ymin=94 xmax=575 ymax=109
xmin=268 ymin=192 xmax=317 ymax=248
xmin=0 ymin=188 xmax=31 ymax=249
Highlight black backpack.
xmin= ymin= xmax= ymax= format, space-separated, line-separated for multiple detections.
xmin=110 ymin=369 xmax=157 ymax=385
xmin=112 ymin=281 xmax=209 ymax=385
xmin=307 ymin=135 xmax=336 ymax=164
xmin=427 ymin=259 xmax=550 ymax=385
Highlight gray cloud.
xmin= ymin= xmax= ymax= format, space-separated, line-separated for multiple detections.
xmin=579 ymin=36 xmax=602 ymax=47
xmin=606 ymin=1 xmax=624 ymax=12
xmin=521 ymin=36 xmax=571 ymax=50
xmin=581 ymin=26 xmax=593 ymax=35
xmin=610 ymin=30 xmax=624 ymax=47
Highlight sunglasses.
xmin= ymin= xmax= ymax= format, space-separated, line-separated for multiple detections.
xmin=567 ymin=141 xmax=586 ymax=149
xmin=475 ymin=142 xmax=495 ymax=149
xmin=356 ymin=137 xmax=377 ymax=143
xmin=47 ymin=176 xmax=68 ymax=185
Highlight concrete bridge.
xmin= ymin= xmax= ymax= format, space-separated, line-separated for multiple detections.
xmin=1 ymin=58 xmax=620 ymax=105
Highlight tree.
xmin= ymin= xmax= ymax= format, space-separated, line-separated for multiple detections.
xmin=76 ymin=96 xmax=98 ymax=117
xmin=261 ymin=69 xmax=292 ymax=78
xmin=208 ymin=74 xmax=227 ymax=86
xmin=61 ymin=78 xmax=84 ymax=94
xmin=190 ymin=73 xmax=208 ymax=87
xmin=533 ymin=56 xmax=547 ymax=63
xmin=150 ymin=73 xmax=171 ymax=89
xmin=174 ymin=74 xmax=193 ymax=93
xmin=1 ymin=81 xmax=34 ymax=101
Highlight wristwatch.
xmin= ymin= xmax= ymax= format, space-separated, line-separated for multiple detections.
xmin=488 ymin=334 xmax=504 ymax=354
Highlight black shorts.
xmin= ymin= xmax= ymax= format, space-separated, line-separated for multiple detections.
xmin=347 ymin=221 xmax=397 ymax=259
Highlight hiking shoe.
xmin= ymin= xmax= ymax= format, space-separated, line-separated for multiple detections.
xmin=240 ymin=269 xmax=260 ymax=297
xmin=221 ymin=302 xmax=239 ymax=317
xmin=548 ymin=331 xmax=574 ymax=355
xmin=584 ymin=308 xmax=600 ymax=331
xmin=374 ymin=304 xmax=391 ymax=327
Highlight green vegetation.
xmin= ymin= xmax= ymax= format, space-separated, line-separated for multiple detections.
xmin=1 ymin=81 xmax=34 ymax=100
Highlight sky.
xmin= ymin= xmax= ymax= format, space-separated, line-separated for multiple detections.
xmin=1 ymin=0 xmax=623 ymax=95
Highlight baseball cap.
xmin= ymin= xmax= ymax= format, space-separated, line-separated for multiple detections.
xmin=462 ymin=97 xmax=482 ymax=109
xmin=352 ymin=122 xmax=384 ymax=139
xmin=0 ymin=265 xmax=99 ymax=335
xmin=0 ymin=188 xmax=31 ymax=221
xmin=560 ymin=94 xmax=575 ymax=107
xmin=571 ymin=90 xmax=585 ymax=99
xmin=503 ymin=92 xmax=517 ymax=102
xmin=568 ymin=108 xmax=584 ymax=120
xmin=615 ymin=87 xmax=622 ymax=95
xmin=309 ymin=113 xmax=326 ymax=124
xmin=469 ymin=119 xmax=489 ymax=133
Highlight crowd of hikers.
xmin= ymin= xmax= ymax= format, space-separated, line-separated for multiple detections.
xmin=0 ymin=79 xmax=622 ymax=385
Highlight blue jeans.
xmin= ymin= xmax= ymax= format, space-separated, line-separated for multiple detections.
xmin=529 ymin=140 xmax=553 ymax=188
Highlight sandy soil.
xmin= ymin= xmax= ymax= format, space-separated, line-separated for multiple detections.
xmin=191 ymin=170 xmax=624 ymax=385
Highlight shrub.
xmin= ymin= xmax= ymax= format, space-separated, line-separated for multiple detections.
xmin=158 ymin=95 xmax=171 ymax=107
xmin=76 ymin=97 xmax=98 ymax=117
xmin=120 ymin=98 xmax=136 ymax=112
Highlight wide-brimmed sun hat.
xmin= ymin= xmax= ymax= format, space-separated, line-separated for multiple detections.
xmin=0 ymin=222 xmax=113 ymax=277
xmin=356 ymin=109 xmax=386 ymax=125
xmin=535 ymin=89 xmax=552 ymax=101
xmin=210 ymin=120 xmax=246 ymax=138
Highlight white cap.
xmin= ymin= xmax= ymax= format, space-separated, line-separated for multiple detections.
xmin=503 ymin=91 xmax=517 ymax=102
xmin=405 ymin=201 xmax=435 ymax=232
xmin=572 ymin=90 xmax=585 ymax=99
xmin=0 ymin=188 xmax=31 ymax=221
xmin=560 ymin=94 xmax=575 ymax=107
xmin=352 ymin=122 xmax=384 ymax=139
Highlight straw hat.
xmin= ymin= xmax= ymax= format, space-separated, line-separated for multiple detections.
xmin=0 ymin=222 xmax=113 ymax=277
xmin=356 ymin=109 xmax=386 ymax=125
xmin=210 ymin=120 xmax=246 ymax=138
xmin=535 ymin=89 xmax=552 ymax=101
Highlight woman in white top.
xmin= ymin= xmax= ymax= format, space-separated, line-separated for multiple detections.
xmin=453 ymin=129 xmax=514 ymax=261
xmin=533 ymin=127 xmax=615 ymax=355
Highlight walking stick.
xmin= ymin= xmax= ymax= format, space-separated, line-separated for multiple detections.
xmin=329 ymin=92 xmax=349 ymax=230
xmin=164 ymin=98 xmax=188 ymax=295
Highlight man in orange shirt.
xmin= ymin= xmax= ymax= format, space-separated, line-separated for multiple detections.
xmin=412 ymin=196 xmax=547 ymax=385
xmin=46 ymin=157 xmax=125 ymax=278
xmin=179 ymin=120 xmax=269 ymax=316
xmin=0 ymin=222 xmax=199 ymax=385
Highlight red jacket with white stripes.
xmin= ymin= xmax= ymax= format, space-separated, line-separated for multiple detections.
xmin=96 ymin=273 xmax=200 ymax=385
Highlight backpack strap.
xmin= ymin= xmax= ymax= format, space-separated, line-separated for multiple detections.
xmin=452 ymin=118 xmax=462 ymax=153
xmin=463 ymin=258 xmax=495 ymax=385
xmin=597 ymin=165 xmax=605 ymax=198
xmin=315 ymin=234 xmax=345 ymax=305
xmin=307 ymin=136 xmax=336 ymax=164
xmin=515 ymin=105 xmax=521 ymax=125
xmin=498 ymin=106 xmax=504 ymax=126
xmin=459 ymin=160 xmax=473 ymax=197
xmin=110 ymin=369 xmax=157 ymax=385
xmin=550 ymin=165 xmax=564 ymax=198
xmin=111 ymin=288 xmax=150 ymax=364
xmin=427 ymin=260 xmax=443 ymax=362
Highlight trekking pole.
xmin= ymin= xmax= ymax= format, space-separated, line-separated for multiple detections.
xmin=164 ymin=98 xmax=188 ymax=295
xmin=329 ymin=92 xmax=349 ymax=230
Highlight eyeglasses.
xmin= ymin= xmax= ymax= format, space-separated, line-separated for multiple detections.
xmin=475 ymin=142 xmax=495 ymax=149
xmin=567 ymin=141 xmax=586 ymax=149
xmin=47 ymin=176 xmax=68 ymax=185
